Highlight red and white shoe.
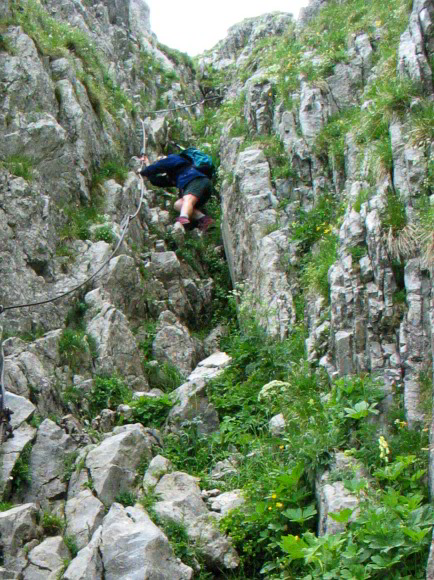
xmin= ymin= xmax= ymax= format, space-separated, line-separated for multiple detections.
xmin=175 ymin=216 xmax=190 ymax=227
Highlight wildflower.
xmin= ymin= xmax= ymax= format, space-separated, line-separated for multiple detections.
xmin=276 ymin=502 xmax=284 ymax=508
xmin=268 ymin=506 xmax=272 ymax=511
xmin=279 ymin=445 xmax=285 ymax=450
xmin=271 ymin=493 xmax=277 ymax=499
xmin=378 ymin=435 xmax=390 ymax=462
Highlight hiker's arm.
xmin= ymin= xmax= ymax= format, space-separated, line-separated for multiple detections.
xmin=147 ymin=174 xmax=173 ymax=188
xmin=139 ymin=155 xmax=187 ymax=178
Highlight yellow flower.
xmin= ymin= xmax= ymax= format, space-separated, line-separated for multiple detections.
xmin=268 ymin=506 xmax=272 ymax=510
xmin=276 ymin=502 xmax=284 ymax=508
xmin=279 ymin=445 xmax=285 ymax=450
xmin=271 ymin=493 xmax=277 ymax=499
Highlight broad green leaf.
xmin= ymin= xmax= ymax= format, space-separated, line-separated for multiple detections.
xmin=329 ymin=508 xmax=353 ymax=523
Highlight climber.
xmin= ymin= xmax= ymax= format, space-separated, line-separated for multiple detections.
xmin=138 ymin=153 xmax=215 ymax=232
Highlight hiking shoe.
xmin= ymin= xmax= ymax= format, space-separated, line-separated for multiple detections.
xmin=175 ymin=216 xmax=191 ymax=227
xmin=197 ymin=215 xmax=214 ymax=232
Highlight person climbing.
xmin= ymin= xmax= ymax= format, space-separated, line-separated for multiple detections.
xmin=138 ymin=151 xmax=215 ymax=232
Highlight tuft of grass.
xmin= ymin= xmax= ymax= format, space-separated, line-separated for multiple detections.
xmin=63 ymin=534 xmax=79 ymax=558
xmin=58 ymin=328 xmax=97 ymax=371
xmin=382 ymin=188 xmax=407 ymax=233
xmin=302 ymin=234 xmax=338 ymax=301
xmin=115 ymin=490 xmax=137 ymax=507
xmin=3 ymin=154 xmax=34 ymax=180
xmin=41 ymin=511 xmax=65 ymax=535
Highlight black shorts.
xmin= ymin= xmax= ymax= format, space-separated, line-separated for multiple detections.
xmin=182 ymin=177 xmax=212 ymax=209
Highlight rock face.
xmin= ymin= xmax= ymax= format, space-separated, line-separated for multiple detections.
xmin=0 ymin=0 xmax=433 ymax=577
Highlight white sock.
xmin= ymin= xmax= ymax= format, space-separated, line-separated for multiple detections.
xmin=180 ymin=211 xmax=189 ymax=220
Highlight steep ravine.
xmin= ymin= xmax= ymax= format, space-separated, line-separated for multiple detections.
xmin=0 ymin=0 xmax=433 ymax=578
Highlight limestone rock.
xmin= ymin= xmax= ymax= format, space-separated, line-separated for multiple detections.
xmin=100 ymin=503 xmax=193 ymax=580
xmin=23 ymin=419 xmax=77 ymax=507
xmin=0 ymin=504 xmax=39 ymax=574
xmin=85 ymin=423 xmax=153 ymax=506
xmin=65 ymin=490 xmax=105 ymax=550
xmin=23 ymin=536 xmax=69 ymax=580
xmin=152 ymin=311 xmax=205 ymax=378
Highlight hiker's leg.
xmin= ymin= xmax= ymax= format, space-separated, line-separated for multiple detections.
xmin=174 ymin=194 xmax=199 ymax=220
xmin=174 ymin=198 xmax=205 ymax=224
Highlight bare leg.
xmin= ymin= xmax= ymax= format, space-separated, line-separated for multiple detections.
xmin=174 ymin=194 xmax=200 ymax=220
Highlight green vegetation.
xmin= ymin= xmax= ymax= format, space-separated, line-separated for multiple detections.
xmin=158 ymin=307 xmax=431 ymax=579
xmin=58 ymin=328 xmax=97 ymax=371
xmin=115 ymin=490 xmax=137 ymax=507
xmin=63 ymin=535 xmax=79 ymax=559
xmin=2 ymin=154 xmax=34 ymax=180
xmin=129 ymin=394 xmax=174 ymax=429
xmin=9 ymin=442 xmax=32 ymax=494
xmin=86 ymin=375 xmax=132 ymax=417
xmin=41 ymin=511 xmax=65 ymax=535
xmin=93 ymin=224 xmax=115 ymax=244
xmin=302 ymin=233 xmax=338 ymax=300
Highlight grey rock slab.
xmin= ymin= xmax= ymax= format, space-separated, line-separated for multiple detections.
xmin=143 ymin=455 xmax=173 ymax=490
xmin=24 ymin=536 xmax=69 ymax=579
xmin=187 ymin=351 xmax=232 ymax=382
xmin=85 ymin=423 xmax=153 ymax=506
xmin=189 ymin=513 xmax=239 ymax=570
xmin=63 ymin=527 xmax=103 ymax=580
xmin=65 ymin=490 xmax=105 ymax=550
xmin=154 ymin=472 xmax=207 ymax=526
xmin=0 ymin=503 xmax=39 ymax=572
xmin=100 ymin=503 xmax=193 ymax=580
xmin=167 ymin=377 xmax=220 ymax=435
xmin=23 ymin=419 xmax=77 ymax=506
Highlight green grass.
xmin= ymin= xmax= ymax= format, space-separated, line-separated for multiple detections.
xmin=2 ymin=154 xmax=34 ymax=180
xmin=58 ymin=328 xmax=97 ymax=371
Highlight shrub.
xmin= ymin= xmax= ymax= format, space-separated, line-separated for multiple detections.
xmin=86 ymin=375 xmax=132 ymax=417
xmin=93 ymin=225 xmax=115 ymax=244
xmin=130 ymin=393 xmax=174 ymax=428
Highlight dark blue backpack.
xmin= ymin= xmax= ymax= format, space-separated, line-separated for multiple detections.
xmin=180 ymin=147 xmax=215 ymax=178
